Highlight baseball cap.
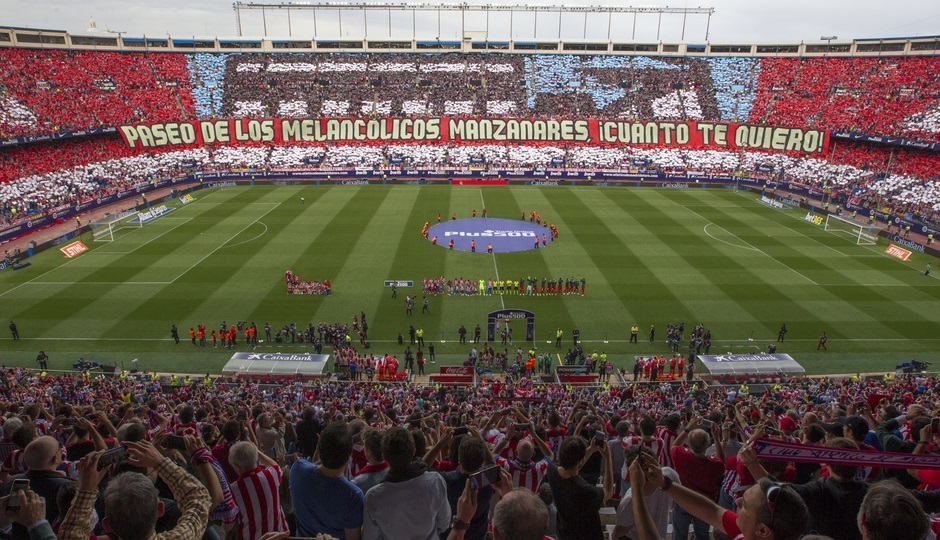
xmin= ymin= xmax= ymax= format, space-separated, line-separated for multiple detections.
xmin=843 ymin=416 xmax=870 ymax=440
xmin=779 ymin=416 xmax=799 ymax=432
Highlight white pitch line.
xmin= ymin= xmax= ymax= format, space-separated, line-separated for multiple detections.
xmin=734 ymin=190 xmax=940 ymax=281
xmin=0 ymin=218 xmax=193 ymax=297
xmin=480 ymin=189 xmax=505 ymax=309
xmin=27 ymin=282 xmax=171 ymax=285
xmin=0 ymin=256 xmax=85 ymax=298
xmin=97 ymin=217 xmax=194 ymax=255
xmin=819 ymin=283 xmax=940 ymax=287
xmin=223 ymin=221 xmax=268 ymax=249
xmin=732 ymin=193 xmax=850 ymax=257
xmin=170 ymin=203 xmax=281 ymax=283
xmin=703 ymin=223 xmax=760 ymax=251
xmin=0 ymin=190 xmax=226 ymax=298
xmin=687 ymin=206 xmax=818 ymax=286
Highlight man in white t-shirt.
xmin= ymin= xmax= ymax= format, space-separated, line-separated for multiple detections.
xmin=612 ymin=445 xmax=679 ymax=540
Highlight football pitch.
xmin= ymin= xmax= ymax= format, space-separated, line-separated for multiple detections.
xmin=1 ymin=184 xmax=938 ymax=376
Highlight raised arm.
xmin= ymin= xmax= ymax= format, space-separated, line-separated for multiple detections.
xmin=673 ymin=416 xmax=700 ymax=449
xmin=712 ymin=422 xmax=726 ymax=463
xmin=629 ymin=457 xmax=663 ymax=540
xmin=640 ymin=453 xmax=727 ymax=532
xmin=423 ymin=427 xmax=454 ymax=465
xmin=737 ymin=444 xmax=769 ymax=481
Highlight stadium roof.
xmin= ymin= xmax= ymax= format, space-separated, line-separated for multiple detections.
xmin=697 ymin=353 xmax=807 ymax=376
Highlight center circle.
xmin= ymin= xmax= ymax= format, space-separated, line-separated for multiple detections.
xmin=427 ymin=218 xmax=552 ymax=253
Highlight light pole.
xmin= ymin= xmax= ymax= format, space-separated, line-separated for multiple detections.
xmin=820 ymin=35 xmax=838 ymax=54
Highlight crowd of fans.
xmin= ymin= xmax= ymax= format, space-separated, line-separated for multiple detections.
xmin=3 ymin=135 xmax=939 ymax=233
xmin=216 ymin=53 xmax=529 ymax=121
xmin=0 ymin=49 xmax=193 ymax=139
xmin=0 ymin=143 xmax=206 ymax=229
xmin=2 ymin=364 xmax=940 ymax=539
xmin=751 ymin=56 xmax=940 ymax=142
xmin=3 ymin=50 xmax=940 ymax=141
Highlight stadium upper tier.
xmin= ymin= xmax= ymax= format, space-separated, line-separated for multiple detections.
xmin=1 ymin=49 xmax=939 ymax=142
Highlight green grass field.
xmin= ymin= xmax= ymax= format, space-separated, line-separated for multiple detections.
xmin=1 ymin=184 xmax=938 ymax=376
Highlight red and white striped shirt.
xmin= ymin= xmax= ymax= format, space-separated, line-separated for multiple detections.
xmin=495 ymin=456 xmax=550 ymax=492
xmin=230 ymin=464 xmax=289 ymax=540
xmin=656 ymin=427 xmax=679 ymax=468
xmin=34 ymin=419 xmax=51 ymax=436
xmin=621 ymin=436 xmax=667 ymax=481
xmin=1 ymin=449 xmax=25 ymax=476
xmin=545 ymin=427 xmax=567 ymax=453
xmin=0 ymin=439 xmax=17 ymax=465
xmin=345 ymin=445 xmax=368 ymax=480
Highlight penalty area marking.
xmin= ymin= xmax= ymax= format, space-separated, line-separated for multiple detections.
xmin=0 ymin=217 xmax=196 ymax=298
xmin=97 ymin=217 xmax=195 ymax=255
xmin=732 ymin=190 xmax=940 ymax=281
xmin=703 ymin=223 xmax=760 ymax=252
xmin=170 ymin=202 xmax=281 ymax=284
xmin=223 ymin=221 xmax=268 ymax=249
xmin=691 ymin=208 xmax=817 ymax=285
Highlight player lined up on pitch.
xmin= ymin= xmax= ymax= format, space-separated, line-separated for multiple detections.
xmin=285 ymin=269 xmax=332 ymax=295
xmin=173 ymin=315 xmax=368 ymax=352
xmin=421 ymin=276 xmax=587 ymax=296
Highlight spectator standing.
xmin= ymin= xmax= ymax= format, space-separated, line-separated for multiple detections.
xmin=352 ymin=429 xmax=388 ymax=495
xmin=622 ymin=415 xmax=668 ymax=473
xmin=608 ymin=421 xmax=629 ymax=496
xmin=254 ymin=413 xmax=285 ymax=460
xmin=738 ymin=439 xmax=867 ymax=540
xmin=669 ymin=420 xmax=726 ymax=540
xmin=211 ymin=420 xmax=242 ymax=483
xmin=59 ymin=441 xmax=211 ymax=540
xmin=290 ymin=422 xmax=364 ymax=540
xmin=546 ymin=435 xmax=613 ymax=540
xmin=362 ymin=427 xmax=450 ymax=539
xmin=494 ymin=436 xmax=553 ymax=492
xmin=612 ymin=446 xmax=679 ymax=540
xmin=228 ymin=441 xmax=289 ymax=540
xmin=491 ymin=488 xmax=549 ymax=540
xmin=440 ymin=436 xmax=495 ymax=540
xmin=0 ymin=436 xmax=75 ymax=536
xmin=295 ymin=407 xmax=322 ymax=460
xmin=641 ymin=452 xmax=809 ymax=540
xmin=858 ymin=480 xmax=929 ymax=540
xmin=450 ymin=485 xmax=549 ymax=540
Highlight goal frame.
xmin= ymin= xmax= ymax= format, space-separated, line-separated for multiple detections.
xmin=91 ymin=211 xmax=142 ymax=242
xmin=824 ymin=214 xmax=878 ymax=245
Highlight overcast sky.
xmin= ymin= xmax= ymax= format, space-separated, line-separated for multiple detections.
xmin=4 ymin=0 xmax=940 ymax=43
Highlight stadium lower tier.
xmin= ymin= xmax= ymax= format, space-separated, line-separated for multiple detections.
xmin=2 ymin=139 xmax=939 ymax=239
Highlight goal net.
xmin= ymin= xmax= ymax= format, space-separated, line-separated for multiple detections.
xmin=91 ymin=211 xmax=142 ymax=242
xmin=824 ymin=214 xmax=878 ymax=245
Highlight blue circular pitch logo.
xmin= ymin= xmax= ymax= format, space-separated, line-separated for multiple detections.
xmin=426 ymin=218 xmax=552 ymax=253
